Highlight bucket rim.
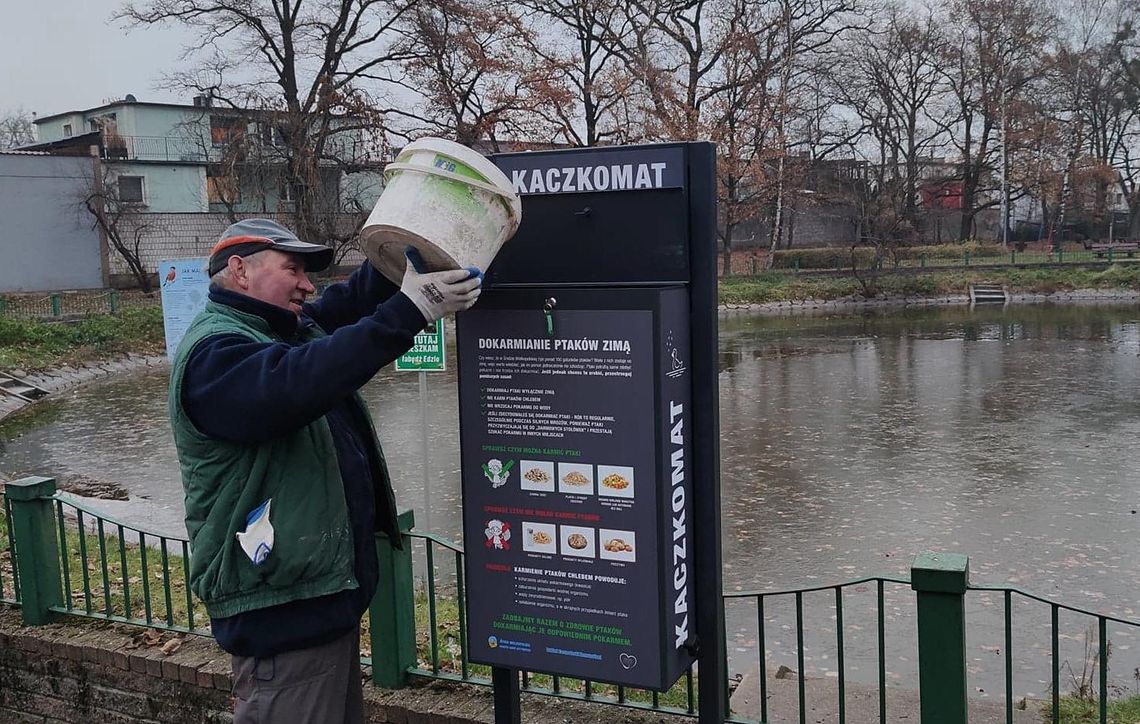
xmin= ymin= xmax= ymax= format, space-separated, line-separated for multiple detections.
xmin=397 ymin=137 xmax=516 ymax=198
xmin=392 ymin=137 xmax=521 ymax=221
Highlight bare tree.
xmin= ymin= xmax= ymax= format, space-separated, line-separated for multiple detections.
xmin=118 ymin=0 xmax=414 ymax=248
xmin=830 ymin=4 xmax=951 ymax=242
xmin=1109 ymin=0 xmax=1140 ymax=235
xmin=937 ymin=0 xmax=1057 ymax=241
xmin=513 ymin=0 xmax=635 ymax=146
xmin=388 ymin=0 xmax=542 ymax=148
xmin=609 ymin=0 xmax=862 ymax=270
xmin=80 ymin=161 xmax=156 ymax=293
xmin=0 ymin=108 xmax=36 ymax=150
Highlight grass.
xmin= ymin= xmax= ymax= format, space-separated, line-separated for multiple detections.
xmin=0 ymin=306 xmax=165 ymax=372
xmin=718 ymin=264 xmax=1140 ymax=305
xmin=1053 ymin=693 xmax=1140 ymax=722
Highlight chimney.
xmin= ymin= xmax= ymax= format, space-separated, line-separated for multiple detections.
xmin=193 ymin=94 xmax=213 ymax=108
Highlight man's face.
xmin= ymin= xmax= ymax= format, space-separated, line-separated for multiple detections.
xmin=238 ymin=249 xmax=315 ymax=316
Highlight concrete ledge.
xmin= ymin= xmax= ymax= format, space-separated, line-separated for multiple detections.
xmin=0 ymin=353 xmax=168 ymax=424
xmin=729 ymin=665 xmax=1043 ymax=723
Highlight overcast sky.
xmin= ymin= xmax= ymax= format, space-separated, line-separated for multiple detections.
xmin=1 ymin=0 xmax=192 ymax=118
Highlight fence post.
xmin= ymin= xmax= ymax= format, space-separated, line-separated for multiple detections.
xmin=370 ymin=508 xmax=417 ymax=688
xmin=964 ymin=251 xmax=971 ymax=267
xmin=50 ymin=294 xmax=62 ymax=317
xmin=110 ymin=290 xmax=119 ymax=314
xmin=6 ymin=476 xmax=63 ymax=625
xmin=920 ymin=254 xmax=927 ymax=269
xmin=751 ymin=256 xmax=758 ymax=275
xmin=912 ymin=552 xmax=969 ymax=724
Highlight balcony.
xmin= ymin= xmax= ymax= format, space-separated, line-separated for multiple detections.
xmin=102 ymin=135 xmax=209 ymax=163
xmin=99 ymin=134 xmax=383 ymax=167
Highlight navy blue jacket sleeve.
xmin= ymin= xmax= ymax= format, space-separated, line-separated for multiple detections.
xmin=304 ymin=261 xmax=403 ymax=334
xmin=183 ymin=292 xmax=426 ymax=444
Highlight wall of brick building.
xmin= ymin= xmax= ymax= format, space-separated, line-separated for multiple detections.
xmin=111 ymin=212 xmax=368 ymax=282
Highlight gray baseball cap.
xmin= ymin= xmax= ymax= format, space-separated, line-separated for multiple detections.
xmin=208 ymin=218 xmax=334 ymax=276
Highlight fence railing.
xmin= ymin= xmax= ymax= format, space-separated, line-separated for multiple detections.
xmin=726 ymin=244 xmax=1140 ymax=277
xmin=0 ymin=289 xmax=168 ymax=320
xmin=4 ymin=476 xmax=1140 ymax=723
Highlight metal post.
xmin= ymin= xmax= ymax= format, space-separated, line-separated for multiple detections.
xmin=51 ymin=294 xmax=62 ymax=317
xmin=492 ymin=666 xmax=522 ymax=723
xmin=964 ymin=251 xmax=971 ymax=267
xmin=110 ymin=290 xmax=119 ymax=314
xmin=689 ymin=143 xmax=728 ymax=723
xmin=912 ymin=552 xmax=969 ymax=724
xmin=7 ymin=476 xmax=64 ymax=625
xmin=370 ymin=509 xmax=417 ymax=688
xmin=419 ymin=370 xmax=431 ymax=533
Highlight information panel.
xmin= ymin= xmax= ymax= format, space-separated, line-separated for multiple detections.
xmin=157 ymin=258 xmax=209 ymax=359
xmin=458 ymin=288 xmax=694 ymax=689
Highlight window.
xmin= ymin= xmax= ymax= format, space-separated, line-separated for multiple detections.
xmin=259 ymin=122 xmax=284 ymax=147
xmin=207 ymin=174 xmax=241 ymax=204
xmin=210 ymin=115 xmax=245 ymax=146
xmin=62 ymin=124 xmax=73 ymax=137
xmin=280 ymin=180 xmax=297 ymax=203
xmin=117 ymin=176 xmax=145 ymax=204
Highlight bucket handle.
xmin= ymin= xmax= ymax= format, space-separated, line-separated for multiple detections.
xmin=384 ymin=161 xmax=518 ymax=207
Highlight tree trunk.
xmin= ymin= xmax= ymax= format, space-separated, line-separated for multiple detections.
xmin=1128 ymin=204 xmax=1140 ymax=240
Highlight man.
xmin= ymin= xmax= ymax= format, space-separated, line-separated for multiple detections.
xmin=168 ymin=218 xmax=480 ymax=723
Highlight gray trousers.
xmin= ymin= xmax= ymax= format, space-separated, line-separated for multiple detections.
xmin=231 ymin=626 xmax=364 ymax=724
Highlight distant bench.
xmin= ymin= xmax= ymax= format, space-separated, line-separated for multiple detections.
xmin=1085 ymin=242 xmax=1140 ymax=258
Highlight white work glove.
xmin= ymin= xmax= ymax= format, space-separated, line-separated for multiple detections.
xmin=400 ymin=247 xmax=483 ymax=323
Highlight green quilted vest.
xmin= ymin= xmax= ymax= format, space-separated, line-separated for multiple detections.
xmin=169 ymin=300 xmax=387 ymax=619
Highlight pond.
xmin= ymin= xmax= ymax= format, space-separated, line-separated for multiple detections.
xmin=3 ymin=301 xmax=1139 ymax=699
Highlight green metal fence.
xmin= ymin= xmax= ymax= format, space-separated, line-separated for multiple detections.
xmin=395 ymin=528 xmax=698 ymax=715
xmin=0 ymin=290 xmax=150 ymax=320
xmin=753 ymin=244 xmax=1140 ymax=276
xmin=4 ymin=476 xmax=1140 ymax=723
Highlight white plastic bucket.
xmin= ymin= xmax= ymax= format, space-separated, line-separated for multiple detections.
xmin=359 ymin=138 xmax=522 ymax=284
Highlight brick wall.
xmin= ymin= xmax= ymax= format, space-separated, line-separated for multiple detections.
xmin=110 ymin=212 xmax=367 ymax=279
xmin=0 ymin=609 xmax=231 ymax=723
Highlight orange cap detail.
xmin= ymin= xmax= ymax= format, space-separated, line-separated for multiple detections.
xmin=209 ymin=235 xmax=273 ymax=257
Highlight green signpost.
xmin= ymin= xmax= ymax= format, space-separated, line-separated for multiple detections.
xmin=395 ymin=323 xmax=446 ymax=371
xmin=396 ymin=322 xmax=447 ymax=532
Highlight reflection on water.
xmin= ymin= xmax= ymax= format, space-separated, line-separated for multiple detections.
xmin=3 ymin=302 xmax=1139 ymax=698
xmin=718 ymin=303 xmax=1140 ymax=698
xmin=718 ymin=303 xmax=1140 ymax=604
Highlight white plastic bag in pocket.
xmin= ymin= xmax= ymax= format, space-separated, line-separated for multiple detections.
xmin=236 ymin=499 xmax=274 ymax=565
